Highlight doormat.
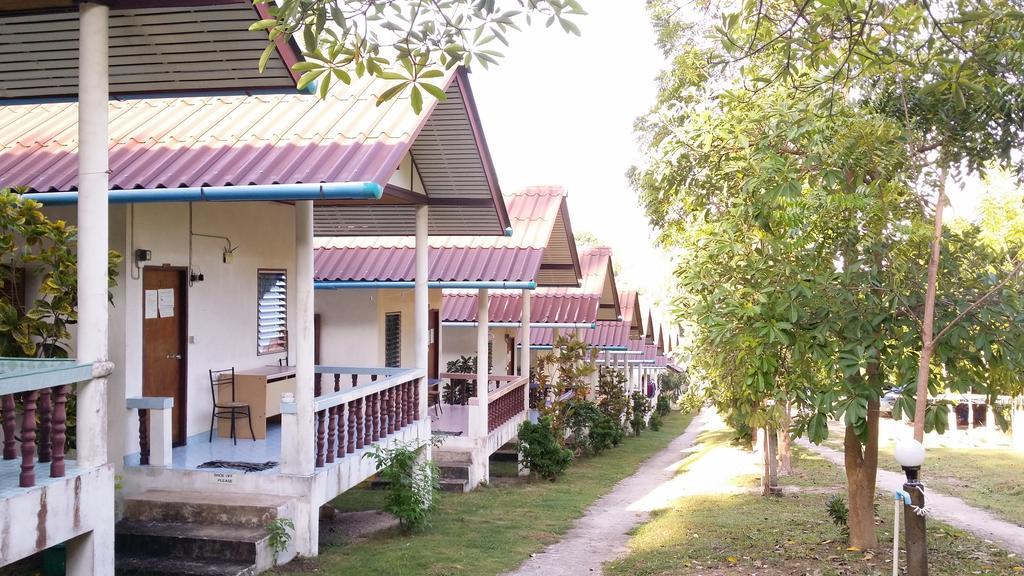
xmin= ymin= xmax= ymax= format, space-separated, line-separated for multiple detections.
xmin=432 ymin=430 xmax=464 ymax=437
xmin=197 ymin=460 xmax=278 ymax=473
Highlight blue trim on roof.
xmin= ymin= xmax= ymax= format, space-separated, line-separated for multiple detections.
xmin=315 ymin=281 xmax=537 ymax=290
xmin=22 ymin=182 xmax=383 ymax=205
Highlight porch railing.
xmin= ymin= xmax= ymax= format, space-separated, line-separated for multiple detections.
xmin=310 ymin=366 xmax=424 ymax=469
xmin=0 ymin=359 xmax=97 ymax=488
xmin=487 ymin=375 xmax=528 ymax=433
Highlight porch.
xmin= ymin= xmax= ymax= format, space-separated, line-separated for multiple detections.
xmin=431 ymin=373 xmax=529 ymax=489
xmin=0 ymin=358 xmax=114 ymax=570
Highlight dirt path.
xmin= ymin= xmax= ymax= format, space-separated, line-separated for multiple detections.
xmin=801 ymin=440 xmax=1024 ymax=556
xmin=502 ymin=410 xmax=723 ymax=576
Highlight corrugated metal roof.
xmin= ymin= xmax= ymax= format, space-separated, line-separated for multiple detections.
xmin=316 ymin=246 xmax=543 ymax=283
xmin=0 ymin=66 xmax=510 ymax=236
xmin=527 ymin=321 xmax=629 ymax=349
xmin=315 ymin=187 xmax=579 ymax=283
xmin=442 ymin=290 xmax=599 ymax=324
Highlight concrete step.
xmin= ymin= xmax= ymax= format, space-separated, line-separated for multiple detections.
xmin=491 ymin=449 xmax=519 ymax=463
xmin=115 ymin=520 xmax=267 ymax=564
xmin=122 ymin=490 xmax=291 ymax=528
xmin=439 ymin=478 xmax=468 ymax=493
xmin=116 ymin=554 xmax=255 ymax=576
xmin=438 ymin=464 xmax=470 ymax=481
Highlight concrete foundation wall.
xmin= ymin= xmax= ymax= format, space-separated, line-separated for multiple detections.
xmin=0 ymin=464 xmax=115 ymax=570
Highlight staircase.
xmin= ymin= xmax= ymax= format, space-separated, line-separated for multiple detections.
xmin=115 ymin=490 xmax=297 ymax=575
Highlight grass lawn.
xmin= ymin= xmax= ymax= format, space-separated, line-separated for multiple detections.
xmin=276 ymin=411 xmax=694 ymax=576
xmin=607 ymin=433 xmax=1024 ymax=576
xmin=823 ymin=421 xmax=1024 ymax=527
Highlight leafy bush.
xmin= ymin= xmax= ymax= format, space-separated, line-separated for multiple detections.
xmin=588 ymin=410 xmax=625 ymax=451
xmin=826 ymin=493 xmax=850 ymax=536
xmin=364 ymin=440 xmax=438 ymax=530
xmin=518 ymin=416 xmax=572 ymax=481
xmin=658 ymin=370 xmax=688 ymax=401
xmin=655 ymin=395 xmax=671 ymax=417
xmin=443 ymin=355 xmax=477 ymax=405
xmin=537 ymin=333 xmax=597 ymax=442
xmin=649 ymin=411 xmax=663 ymax=431
xmin=597 ymin=367 xmax=629 ymax=424
xmin=629 ymin=391 xmax=652 ymax=435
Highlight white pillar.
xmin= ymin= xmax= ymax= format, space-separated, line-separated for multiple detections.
xmin=475 ymin=288 xmax=489 ymax=437
xmin=149 ymin=405 xmax=173 ymax=468
xmin=284 ymin=201 xmax=315 ymax=476
xmin=520 ymin=289 xmax=531 ymax=411
xmin=415 ymin=205 xmax=429 ymax=419
xmin=75 ymin=0 xmax=109 ymax=471
xmin=68 ymin=6 xmax=114 ymax=576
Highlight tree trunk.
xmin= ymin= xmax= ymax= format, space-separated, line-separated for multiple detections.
xmin=778 ymin=401 xmax=793 ymax=475
xmin=762 ymin=426 xmax=780 ymax=496
xmin=1013 ymin=397 xmax=1024 ymax=451
xmin=913 ymin=168 xmax=947 ymax=442
xmin=844 ymin=399 xmax=880 ymax=549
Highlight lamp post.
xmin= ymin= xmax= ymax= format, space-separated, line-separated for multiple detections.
xmin=894 ymin=439 xmax=928 ymax=576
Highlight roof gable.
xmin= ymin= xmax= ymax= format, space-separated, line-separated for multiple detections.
xmin=315 ymin=187 xmax=580 ymax=283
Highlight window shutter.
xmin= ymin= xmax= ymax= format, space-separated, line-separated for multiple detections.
xmin=384 ymin=312 xmax=401 ymax=368
xmin=257 ymin=269 xmax=288 ymax=355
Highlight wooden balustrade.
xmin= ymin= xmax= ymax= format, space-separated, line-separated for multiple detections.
xmin=487 ymin=378 xmax=529 ymax=433
xmin=1 ymin=385 xmax=74 ymax=488
xmin=310 ymin=367 xmax=424 ymax=469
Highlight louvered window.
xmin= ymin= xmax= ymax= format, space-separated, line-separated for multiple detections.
xmin=257 ymin=269 xmax=288 ymax=355
xmin=385 ymin=312 xmax=401 ymax=368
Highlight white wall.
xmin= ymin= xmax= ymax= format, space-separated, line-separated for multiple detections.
xmin=50 ymin=201 xmax=297 ymax=462
xmin=315 ymin=288 xmax=442 ymax=369
xmin=441 ymin=325 xmax=516 ymax=375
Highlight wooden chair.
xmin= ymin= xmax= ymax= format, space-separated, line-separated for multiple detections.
xmin=209 ymin=368 xmax=256 ymax=445
xmin=428 ymin=378 xmax=443 ymax=416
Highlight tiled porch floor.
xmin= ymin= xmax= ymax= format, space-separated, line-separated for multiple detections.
xmin=431 ymin=404 xmax=470 ymax=436
xmin=125 ymin=424 xmax=282 ymax=474
xmin=0 ymin=458 xmax=83 ymax=498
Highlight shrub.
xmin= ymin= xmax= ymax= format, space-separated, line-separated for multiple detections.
xmin=629 ymin=391 xmax=652 ymax=435
xmin=588 ymin=410 xmax=625 ymax=452
xmin=518 ymin=416 xmax=572 ymax=481
xmin=649 ymin=411 xmax=663 ymax=431
xmin=658 ymin=370 xmax=688 ymax=401
xmin=443 ymin=355 xmax=477 ymax=405
xmin=597 ymin=366 xmax=629 ymax=424
xmin=537 ymin=333 xmax=597 ymax=442
xmin=826 ymin=493 xmax=850 ymax=536
xmin=364 ymin=440 xmax=439 ymax=530
xmin=655 ymin=395 xmax=671 ymax=417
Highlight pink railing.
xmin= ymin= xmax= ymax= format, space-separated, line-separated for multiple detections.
xmin=487 ymin=376 xmax=528 ymax=433
xmin=311 ymin=367 xmax=423 ymax=469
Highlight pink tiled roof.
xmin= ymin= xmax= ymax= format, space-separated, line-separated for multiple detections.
xmin=316 ymin=187 xmax=574 ymax=283
xmin=442 ymin=291 xmax=599 ymax=324
xmin=527 ymin=321 xmax=629 ymax=349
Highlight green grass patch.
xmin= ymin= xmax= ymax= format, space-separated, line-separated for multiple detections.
xmin=281 ymin=411 xmax=694 ymax=576
xmin=607 ymin=426 xmax=1024 ymax=576
xmin=823 ymin=421 xmax=1024 ymax=526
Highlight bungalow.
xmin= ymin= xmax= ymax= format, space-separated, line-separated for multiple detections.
xmin=0 ymin=1 xmax=513 ymax=571
xmin=314 ymin=186 xmax=583 ymax=490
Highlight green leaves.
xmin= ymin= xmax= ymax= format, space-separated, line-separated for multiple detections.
xmin=251 ymin=1 xmax=586 ymax=111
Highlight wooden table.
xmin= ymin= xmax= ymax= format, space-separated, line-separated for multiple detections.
xmin=216 ymin=366 xmax=295 ymax=440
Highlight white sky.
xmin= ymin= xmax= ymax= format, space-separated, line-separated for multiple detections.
xmin=469 ymin=2 xmax=676 ymax=310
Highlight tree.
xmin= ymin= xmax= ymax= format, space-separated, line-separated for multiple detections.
xmin=632 ymin=66 xmax=1024 ymax=548
xmin=0 ymin=189 xmax=121 ymax=359
xmin=678 ymin=0 xmax=1024 ymax=441
xmin=250 ymin=0 xmax=586 ymax=109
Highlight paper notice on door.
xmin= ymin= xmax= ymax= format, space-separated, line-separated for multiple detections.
xmin=157 ymin=288 xmax=174 ymax=307
xmin=157 ymin=288 xmax=175 ymax=318
xmin=144 ymin=290 xmax=159 ymax=319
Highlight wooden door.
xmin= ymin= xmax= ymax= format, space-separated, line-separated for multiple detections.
xmin=142 ymin=267 xmax=187 ymax=446
xmin=507 ymin=335 xmax=516 ymax=375
xmin=428 ymin=309 xmax=440 ymax=379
